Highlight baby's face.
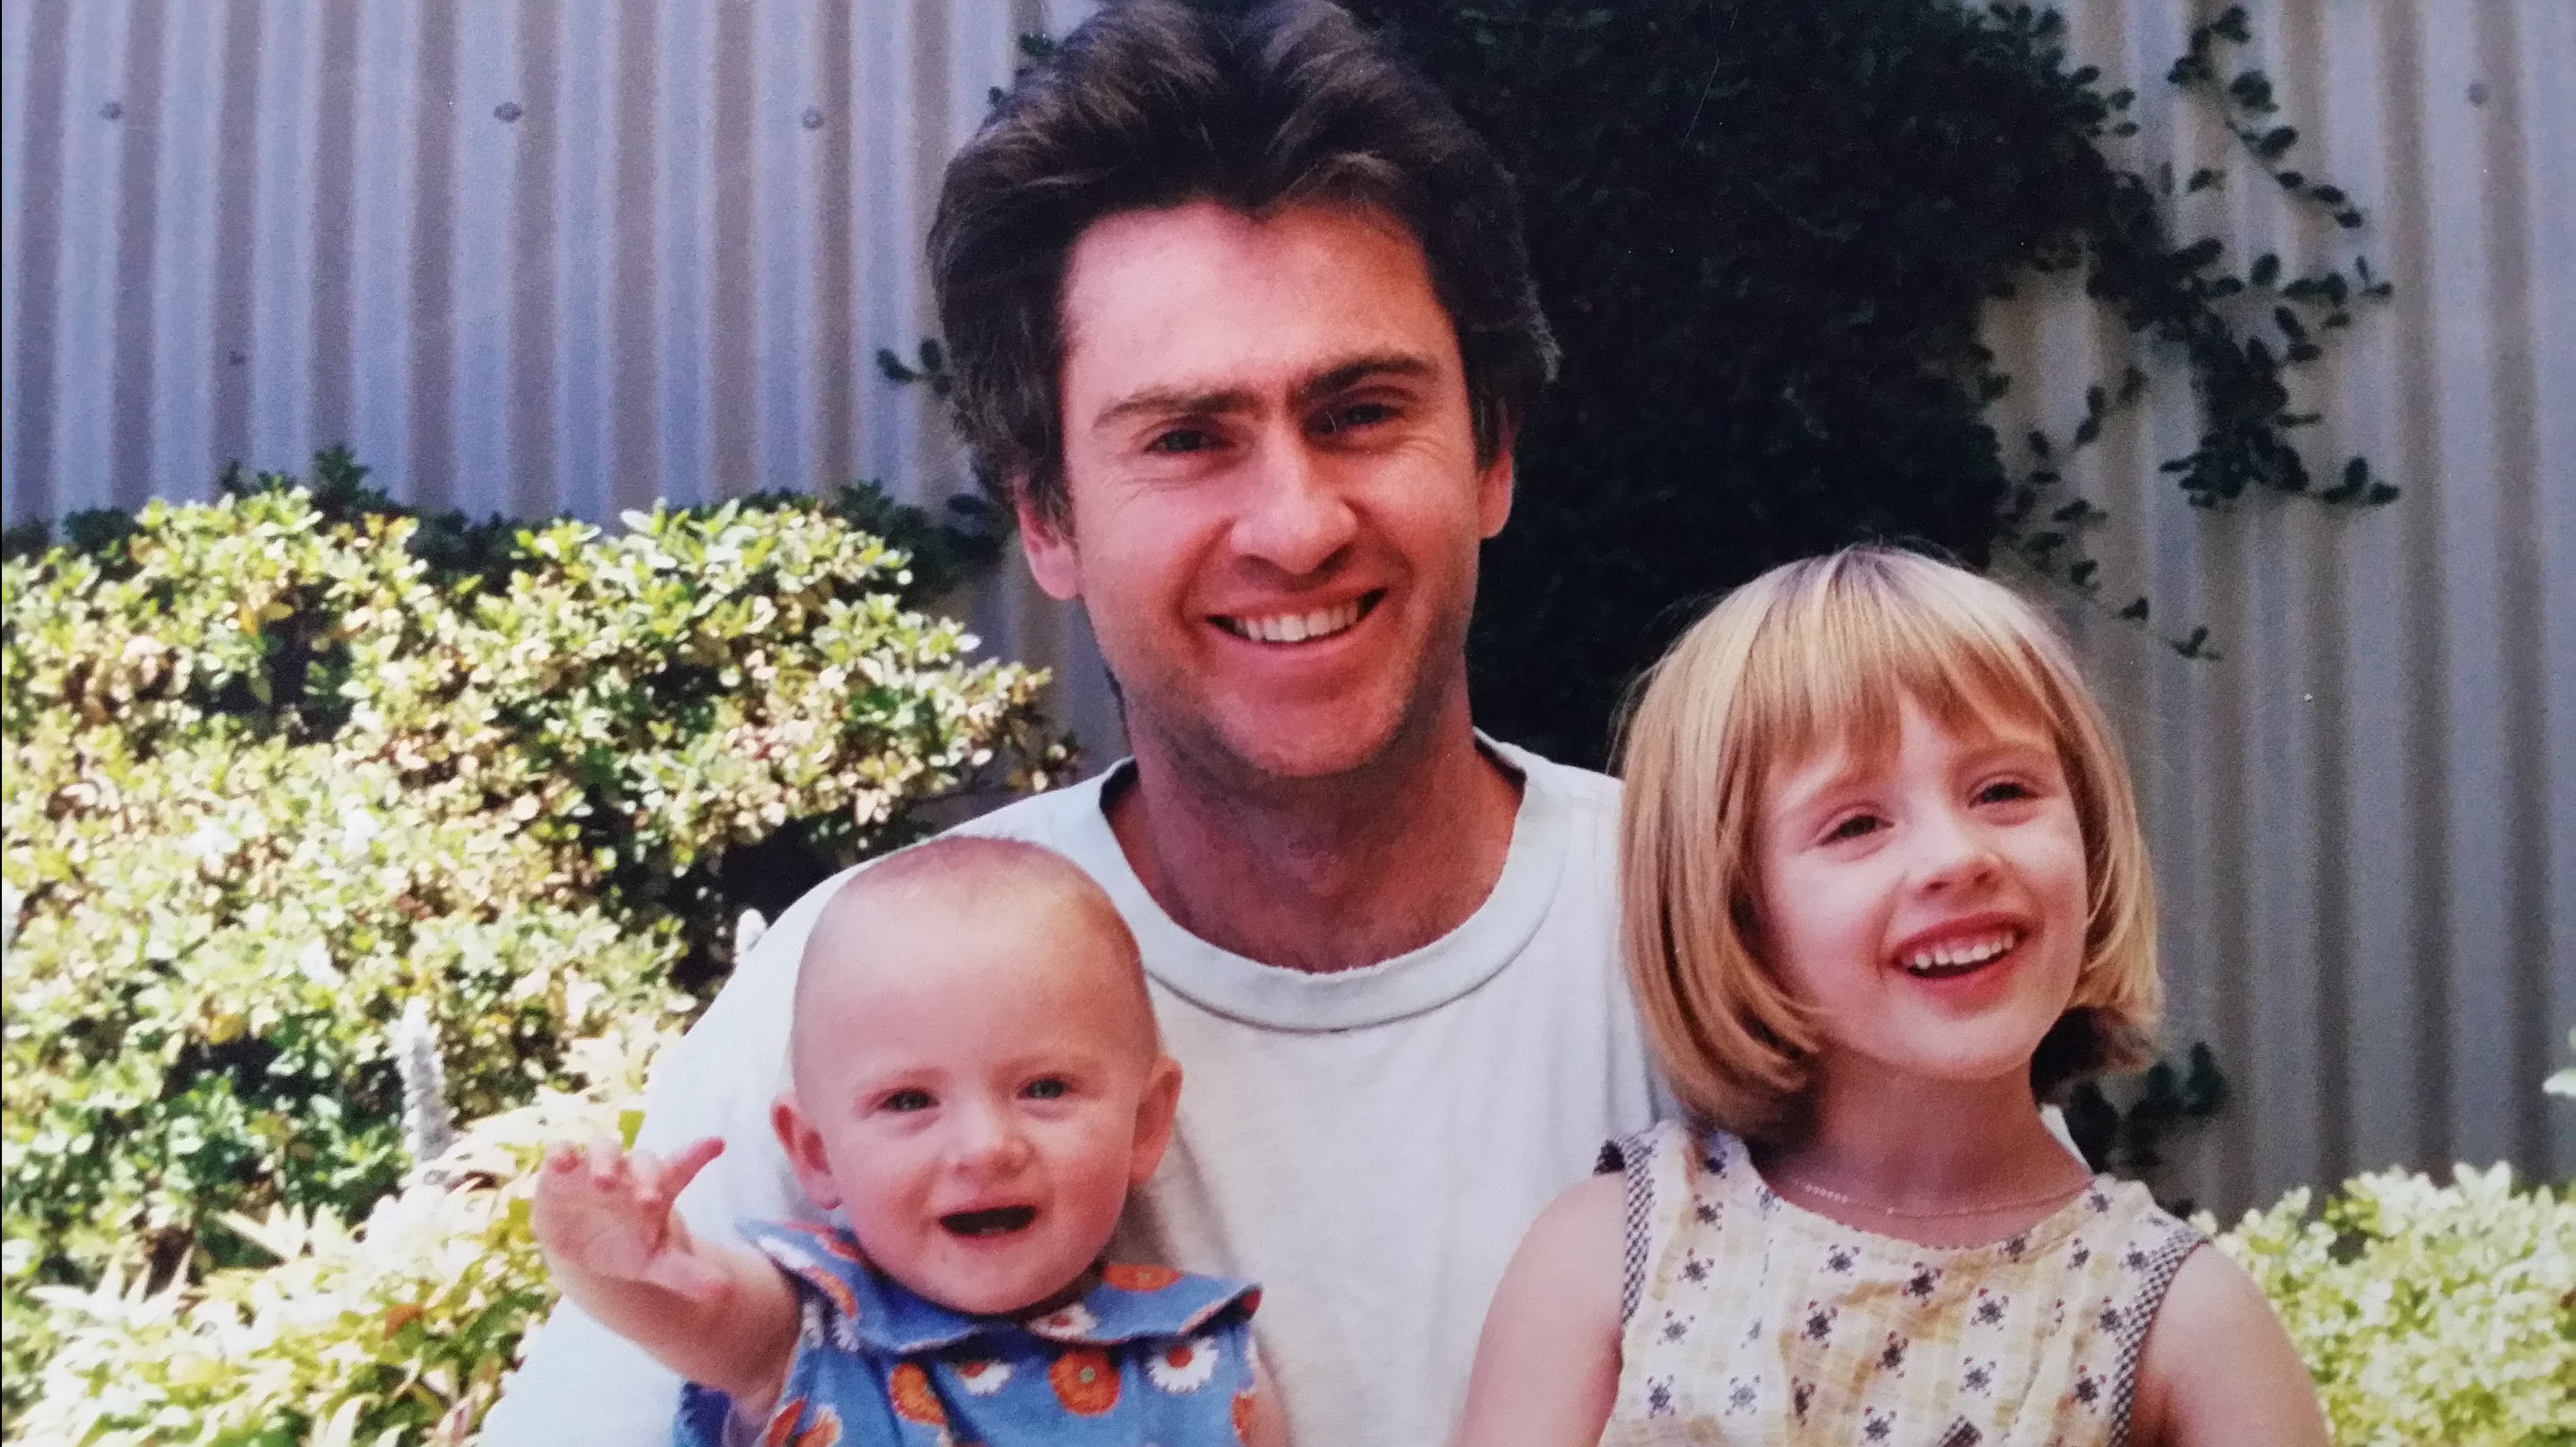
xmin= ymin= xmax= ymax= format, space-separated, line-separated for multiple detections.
xmin=774 ymin=896 xmax=1176 ymax=1317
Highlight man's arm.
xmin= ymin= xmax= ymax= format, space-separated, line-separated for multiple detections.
xmin=531 ymin=1137 xmax=800 ymax=1405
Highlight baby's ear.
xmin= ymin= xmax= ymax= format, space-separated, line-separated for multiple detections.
xmin=1127 ymin=1057 xmax=1184 ymax=1187
xmin=771 ymin=1092 xmax=842 ymax=1211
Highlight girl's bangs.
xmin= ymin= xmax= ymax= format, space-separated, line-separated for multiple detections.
xmin=1732 ymin=555 xmax=2069 ymax=780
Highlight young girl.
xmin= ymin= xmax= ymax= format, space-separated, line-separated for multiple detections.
xmin=534 ymin=837 xmax=1283 ymax=1446
xmin=1454 ymin=549 xmax=2325 ymax=1446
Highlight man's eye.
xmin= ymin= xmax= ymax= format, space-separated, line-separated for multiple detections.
xmin=1021 ymin=1077 xmax=1069 ymax=1100
xmin=880 ymin=1089 xmax=934 ymax=1113
xmin=1313 ymin=401 xmax=1394 ymax=436
xmin=1144 ymin=427 xmax=1217 ymax=455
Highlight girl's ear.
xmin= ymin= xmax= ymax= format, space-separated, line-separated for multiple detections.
xmin=771 ymin=1092 xmax=842 ymax=1211
xmin=1126 ymin=1056 xmax=1184 ymax=1188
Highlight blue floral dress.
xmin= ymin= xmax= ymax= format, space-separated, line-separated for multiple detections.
xmin=675 ymin=1220 xmax=1263 ymax=1446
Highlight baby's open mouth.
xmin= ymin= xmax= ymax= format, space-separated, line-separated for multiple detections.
xmin=940 ymin=1206 xmax=1037 ymax=1238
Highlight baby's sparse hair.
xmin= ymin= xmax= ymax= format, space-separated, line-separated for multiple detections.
xmin=1617 ymin=546 xmax=2159 ymax=1142
xmin=793 ymin=837 xmax=1154 ymax=1075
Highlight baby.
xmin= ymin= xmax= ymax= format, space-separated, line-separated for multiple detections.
xmin=534 ymin=836 xmax=1282 ymax=1445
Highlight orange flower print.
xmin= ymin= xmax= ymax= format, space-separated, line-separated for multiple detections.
xmin=950 ymin=1358 xmax=1013 ymax=1397
xmin=1232 ymin=1388 xmax=1259 ymax=1443
xmin=763 ymin=1239 xmax=862 ymax=1327
xmin=1049 ymin=1347 xmax=1121 ymax=1415
xmin=889 ymin=1363 xmax=948 ymax=1425
xmin=1103 ymin=1262 xmax=1183 ymax=1292
xmin=760 ymin=1400 xmax=842 ymax=1447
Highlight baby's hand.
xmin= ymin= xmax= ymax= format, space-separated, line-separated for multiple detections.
xmin=531 ymin=1135 xmax=732 ymax=1303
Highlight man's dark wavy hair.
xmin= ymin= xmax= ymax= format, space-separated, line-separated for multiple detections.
xmin=929 ymin=0 xmax=1559 ymax=531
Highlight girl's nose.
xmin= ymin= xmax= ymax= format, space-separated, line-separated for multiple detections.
xmin=1912 ymin=805 xmax=2004 ymax=891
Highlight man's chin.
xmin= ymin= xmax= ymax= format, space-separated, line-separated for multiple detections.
xmin=1157 ymin=701 xmax=1427 ymax=792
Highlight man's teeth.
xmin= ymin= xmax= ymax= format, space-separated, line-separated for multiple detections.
xmin=1898 ymin=931 xmax=2020 ymax=976
xmin=1219 ymin=599 xmax=1364 ymax=643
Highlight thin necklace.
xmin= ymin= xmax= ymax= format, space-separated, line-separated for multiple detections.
xmin=1770 ymin=1172 xmax=2093 ymax=1221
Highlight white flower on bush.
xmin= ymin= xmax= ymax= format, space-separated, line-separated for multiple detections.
xmin=2203 ymin=1160 xmax=2574 ymax=1447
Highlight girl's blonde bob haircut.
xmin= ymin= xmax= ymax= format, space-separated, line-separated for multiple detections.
xmin=1618 ymin=546 xmax=2159 ymax=1142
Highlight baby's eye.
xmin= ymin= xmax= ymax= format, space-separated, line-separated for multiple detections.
xmin=1021 ymin=1077 xmax=1069 ymax=1101
xmin=879 ymin=1088 xmax=934 ymax=1113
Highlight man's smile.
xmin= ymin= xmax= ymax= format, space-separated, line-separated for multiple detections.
xmin=1210 ymin=590 xmax=1382 ymax=644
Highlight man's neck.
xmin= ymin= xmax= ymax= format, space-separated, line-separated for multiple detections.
xmin=1104 ymin=715 xmax=1523 ymax=975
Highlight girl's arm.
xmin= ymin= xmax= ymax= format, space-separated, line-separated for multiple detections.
xmin=2128 ymin=1246 xmax=2330 ymax=1447
xmin=1450 ymin=1173 xmax=1627 ymax=1447
xmin=529 ymin=1136 xmax=801 ymax=1406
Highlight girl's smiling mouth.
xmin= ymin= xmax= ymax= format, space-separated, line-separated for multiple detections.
xmin=1895 ymin=928 xmax=2022 ymax=978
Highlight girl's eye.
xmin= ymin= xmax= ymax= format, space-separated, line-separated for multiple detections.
xmin=1974 ymin=779 xmax=2037 ymax=805
xmin=1824 ymin=812 xmax=1884 ymax=843
xmin=880 ymin=1089 xmax=933 ymax=1113
xmin=1021 ymin=1077 xmax=1069 ymax=1101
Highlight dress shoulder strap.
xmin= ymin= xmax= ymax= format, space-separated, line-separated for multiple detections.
xmin=1597 ymin=1120 xmax=1706 ymax=1325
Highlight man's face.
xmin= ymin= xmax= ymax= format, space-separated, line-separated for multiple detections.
xmin=1023 ymin=200 xmax=1513 ymax=786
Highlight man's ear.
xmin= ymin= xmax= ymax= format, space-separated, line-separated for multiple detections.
xmin=1475 ymin=423 xmax=1517 ymax=540
xmin=772 ymin=1092 xmax=842 ymax=1211
xmin=1126 ymin=1056 xmax=1184 ymax=1188
xmin=1015 ymin=484 xmax=1083 ymax=601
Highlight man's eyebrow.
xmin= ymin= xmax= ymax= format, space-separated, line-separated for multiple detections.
xmin=1292 ymin=352 xmax=1439 ymax=406
xmin=1089 ymin=353 xmax=1441 ymax=431
xmin=1093 ymin=385 xmax=1260 ymax=430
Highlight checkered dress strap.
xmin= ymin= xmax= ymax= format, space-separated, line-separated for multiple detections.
xmin=1597 ymin=1123 xmax=1677 ymax=1325
xmin=2106 ymin=1210 xmax=2206 ymax=1446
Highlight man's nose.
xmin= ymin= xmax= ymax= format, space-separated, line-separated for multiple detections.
xmin=1228 ymin=431 xmax=1358 ymax=577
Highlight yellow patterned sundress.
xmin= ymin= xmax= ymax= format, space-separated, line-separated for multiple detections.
xmin=1598 ymin=1121 xmax=2202 ymax=1447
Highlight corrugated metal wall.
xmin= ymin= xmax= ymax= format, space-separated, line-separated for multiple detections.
xmin=2 ymin=0 xmax=2567 ymax=1214
xmin=1984 ymin=0 xmax=2574 ymax=1213
xmin=0 ymin=0 xmax=1125 ymax=757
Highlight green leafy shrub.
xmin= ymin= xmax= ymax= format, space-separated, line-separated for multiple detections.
xmin=17 ymin=1026 xmax=670 ymax=1446
xmin=1319 ymin=1 xmax=2392 ymax=764
xmin=2 ymin=464 xmax=1064 ymax=1416
xmin=2207 ymin=1165 xmax=2576 ymax=1446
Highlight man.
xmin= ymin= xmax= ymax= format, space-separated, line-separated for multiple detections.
xmin=486 ymin=4 xmax=1658 ymax=1441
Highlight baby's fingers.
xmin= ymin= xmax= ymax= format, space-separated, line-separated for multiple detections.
xmin=648 ymin=1137 xmax=726 ymax=1201
xmin=584 ymin=1134 xmax=633 ymax=1191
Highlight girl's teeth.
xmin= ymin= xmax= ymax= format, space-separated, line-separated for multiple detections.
xmin=1900 ymin=932 xmax=2018 ymax=974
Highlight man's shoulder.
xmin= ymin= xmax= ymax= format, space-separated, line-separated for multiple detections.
xmin=1489 ymin=737 xmax=1621 ymax=831
xmin=944 ymin=769 xmax=1114 ymax=850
